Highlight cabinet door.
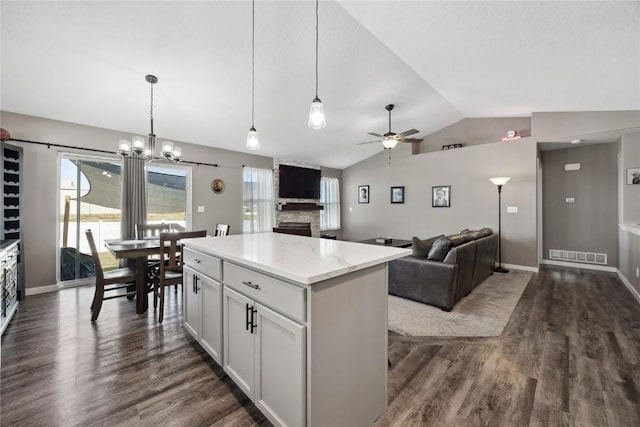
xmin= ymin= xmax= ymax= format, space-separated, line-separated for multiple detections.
xmin=254 ymin=303 xmax=305 ymax=427
xmin=223 ymin=286 xmax=255 ymax=398
xmin=199 ymin=275 xmax=222 ymax=364
xmin=183 ymin=266 xmax=200 ymax=339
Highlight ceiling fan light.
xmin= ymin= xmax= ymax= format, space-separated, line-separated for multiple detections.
xmin=246 ymin=127 xmax=260 ymax=150
xmin=308 ymin=97 xmax=326 ymax=129
xmin=382 ymin=138 xmax=398 ymax=149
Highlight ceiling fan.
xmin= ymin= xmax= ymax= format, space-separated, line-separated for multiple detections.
xmin=357 ymin=104 xmax=423 ymax=149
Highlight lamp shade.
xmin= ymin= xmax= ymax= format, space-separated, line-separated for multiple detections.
xmin=489 ymin=177 xmax=511 ymax=186
xmin=246 ymin=127 xmax=260 ymax=150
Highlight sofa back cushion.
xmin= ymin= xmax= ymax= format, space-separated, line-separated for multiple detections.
xmin=447 ymin=233 xmax=474 ymax=247
xmin=427 ymin=237 xmax=452 ymax=261
xmin=411 ymin=235 xmax=444 ymax=258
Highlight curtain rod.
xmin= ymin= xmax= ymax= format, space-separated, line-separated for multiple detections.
xmin=6 ymin=138 xmax=219 ymax=168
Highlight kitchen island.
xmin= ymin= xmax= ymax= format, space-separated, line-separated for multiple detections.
xmin=181 ymin=232 xmax=410 ymax=427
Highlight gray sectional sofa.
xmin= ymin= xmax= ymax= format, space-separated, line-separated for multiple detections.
xmin=388 ymin=228 xmax=498 ymax=311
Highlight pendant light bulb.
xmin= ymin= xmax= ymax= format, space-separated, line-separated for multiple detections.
xmin=308 ymin=97 xmax=326 ymax=129
xmin=246 ymin=126 xmax=260 ymax=150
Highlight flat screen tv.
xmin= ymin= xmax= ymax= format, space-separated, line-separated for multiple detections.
xmin=278 ymin=164 xmax=321 ymax=199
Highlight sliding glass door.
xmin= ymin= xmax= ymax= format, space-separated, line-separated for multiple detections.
xmin=59 ymin=155 xmax=122 ymax=285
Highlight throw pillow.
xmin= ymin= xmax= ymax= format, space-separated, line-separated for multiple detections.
xmin=411 ymin=235 xmax=444 ymax=258
xmin=411 ymin=237 xmax=429 ymax=258
xmin=427 ymin=237 xmax=452 ymax=261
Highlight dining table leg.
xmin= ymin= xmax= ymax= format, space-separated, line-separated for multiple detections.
xmin=135 ymin=256 xmax=148 ymax=314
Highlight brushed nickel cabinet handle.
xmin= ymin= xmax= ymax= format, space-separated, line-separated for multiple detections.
xmin=242 ymin=281 xmax=260 ymax=290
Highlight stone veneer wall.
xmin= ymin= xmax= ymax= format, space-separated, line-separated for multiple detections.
xmin=274 ymin=158 xmax=322 ymax=237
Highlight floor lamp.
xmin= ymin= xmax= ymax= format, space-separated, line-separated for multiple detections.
xmin=489 ymin=177 xmax=511 ymax=273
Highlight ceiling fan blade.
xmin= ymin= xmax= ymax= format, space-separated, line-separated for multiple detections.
xmin=356 ymin=140 xmax=380 ymax=145
xmin=398 ymin=129 xmax=419 ymax=137
xmin=367 ymin=132 xmax=383 ymax=138
xmin=398 ymin=138 xmax=423 ymax=143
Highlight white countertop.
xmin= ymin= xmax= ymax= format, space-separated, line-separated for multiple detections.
xmin=183 ymin=232 xmax=411 ymax=285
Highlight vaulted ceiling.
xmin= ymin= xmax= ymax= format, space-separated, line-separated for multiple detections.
xmin=1 ymin=1 xmax=638 ymax=169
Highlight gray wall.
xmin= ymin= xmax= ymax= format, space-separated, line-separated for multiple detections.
xmin=418 ymin=117 xmax=532 ymax=154
xmin=541 ymin=143 xmax=619 ymax=266
xmin=620 ymin=131 xmax=640 ymax=223
xmin=343 ymin=138 xmax=538 ymax=268
xmin=0 ymin=111 xmax=273 ymax=290
xmin=618 ymin=131 xmax=640 ymax=294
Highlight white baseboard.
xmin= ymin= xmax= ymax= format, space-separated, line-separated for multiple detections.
xmin=617 ymin=269 xmax=640 ymax=304
xmin=539 ymin=259 xmax=617 ymax=273
xmin=25 ymin=284 xmax=60 ymax=296
xmin=501 ymin=263 xmax=539 ymax=273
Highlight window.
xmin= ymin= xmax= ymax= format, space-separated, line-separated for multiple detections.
xmin=243 ymin=167 xmax=275 ymax=233
xmin=320 ymin=177 xmax=340 ymax=230
xmin=145 ymin=164 xmax=189 ymax=229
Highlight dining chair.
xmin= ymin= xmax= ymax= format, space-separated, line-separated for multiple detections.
xmin=136 ymin=223 xmax=173 ymax=240
xmin=154 ymin=229 xmax=207 ymax=323
xmin=214 ymin=224 xmax=230 ymax=236
xmin=85 ymin=229 xmax=137 ymax=321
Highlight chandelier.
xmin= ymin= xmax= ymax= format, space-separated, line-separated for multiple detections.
xmin=118 ymin=74 xmax=182 ymax=162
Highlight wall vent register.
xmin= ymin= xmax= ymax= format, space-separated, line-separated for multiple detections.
xmin=549 ymin=249 xmax=607 ymax=265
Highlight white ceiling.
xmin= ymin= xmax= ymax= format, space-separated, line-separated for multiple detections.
xmin=1 ymin=1 xmax=638 ymax=169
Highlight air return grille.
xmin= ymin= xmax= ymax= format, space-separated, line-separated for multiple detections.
xmin=549 ymin=249 xmax=607 ymax=265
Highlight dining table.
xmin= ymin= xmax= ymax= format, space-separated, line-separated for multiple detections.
xmin=103 ymin=238 xmax=166 ymax=314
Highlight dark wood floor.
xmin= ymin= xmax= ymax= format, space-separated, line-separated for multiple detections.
xmin=2 ymin=266 xmax=639 ymax=426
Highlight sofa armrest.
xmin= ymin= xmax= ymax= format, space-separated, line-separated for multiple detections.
xmin=389 ymin=257 xmax=459 ymax=311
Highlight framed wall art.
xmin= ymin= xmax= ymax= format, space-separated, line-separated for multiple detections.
xmin=358 ymin=185 xmax=369 ymax=203
xmin=627 ymin=167 xmax=640 ymax=185
xmin=432 ymin=185 xmax=451 ymax=207
xmin=390 ymin=186 xmax=404 ymax=204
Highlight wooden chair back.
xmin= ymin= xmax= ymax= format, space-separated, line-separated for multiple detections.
xmin=214 ymin=224 xmax=230 ymax=236
xmin=136 ymin=223 xmax=173 ymax=240
xmin=155 ymin=229 xmax=206 ymax=322
xmin=85 ymin=229 xmax=137 ymax=321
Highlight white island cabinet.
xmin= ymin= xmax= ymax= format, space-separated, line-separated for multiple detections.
xmin=182 ymin=232 xmax=410 ymax=427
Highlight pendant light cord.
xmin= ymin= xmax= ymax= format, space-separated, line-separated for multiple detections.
xmin=251 ymin=0 xmax=255 ymax=128
xmin=315 ymin=0 xmax=319 ymax=98
xmin=149 ymin=80 xmax=154 ymax=135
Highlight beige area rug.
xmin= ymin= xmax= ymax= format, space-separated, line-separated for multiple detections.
xmin=388 ymin=270 xmax=533 ymax=337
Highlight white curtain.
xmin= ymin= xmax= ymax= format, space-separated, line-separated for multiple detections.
xmin=243 ymin=167 xmax=275 ymax=233
xmin=320 ymin=177 xmax=340 ymax=230
xmin=120 ymin=157 xmax=147 ymax=239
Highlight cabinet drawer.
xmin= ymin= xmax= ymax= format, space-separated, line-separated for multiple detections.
xmin=183 ymin=248 xmax=222 ymax=281
xmin=224 ymin=262 xmax=306 ymax=322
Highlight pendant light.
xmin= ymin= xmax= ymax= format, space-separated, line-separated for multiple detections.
xmin=246 ymin=0 xmax=260 ymax=150
xmin=308 ymin=0 xmax=326 ymax=129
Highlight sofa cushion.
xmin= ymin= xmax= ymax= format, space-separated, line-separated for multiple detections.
xmin=411 ymin=235 xmax=444 ymax=258
xmin=427 ymin=237 xmax=452 ymax=261
xmin=447 ymin=233 xmax=473 ymax=247
xmin=477 ymin=227 xmax=493 ymax=237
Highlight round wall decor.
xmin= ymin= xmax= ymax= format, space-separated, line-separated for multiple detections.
xmin=211 ymin=179 xmax=225 ymax=194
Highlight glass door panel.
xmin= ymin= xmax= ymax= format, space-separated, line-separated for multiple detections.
xmin=59 ymin=156 xmax=122 ymax=284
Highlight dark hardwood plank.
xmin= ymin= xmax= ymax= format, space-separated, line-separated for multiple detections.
xmin=2 ymin=265 xmax=640 ymax=426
